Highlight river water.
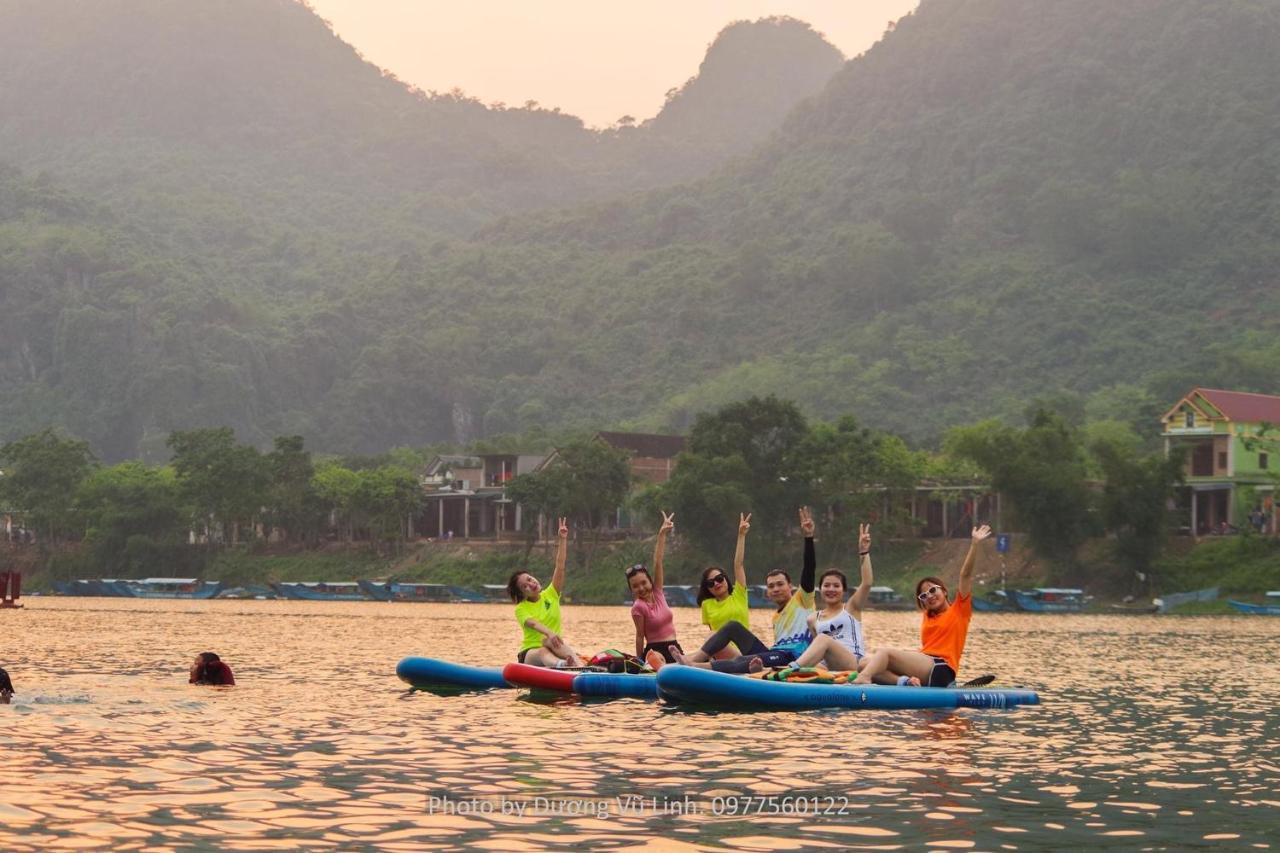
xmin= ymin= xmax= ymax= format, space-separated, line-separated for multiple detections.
xmin=1 ymin=599 xmax=1276 ymax=850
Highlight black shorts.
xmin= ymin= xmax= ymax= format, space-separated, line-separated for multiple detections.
xmin=926 ymin=657 xmax=956 ymax=688
xmin=517 ymin=648 xmax=531 ymax=664
xmin=642 ymin=640 xmax=684 ymax=663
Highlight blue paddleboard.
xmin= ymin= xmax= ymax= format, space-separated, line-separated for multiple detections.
xmin=396 ymin=657 xmax=511 ymax=691
xmin=655 ymin=666 xmax=1039 ymax=710
xmin=572 ymin=672 xmax=659 ymax=700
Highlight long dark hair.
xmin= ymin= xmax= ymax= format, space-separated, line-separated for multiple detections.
xmin=696 ymin=565 xmax=732 ymax=605
xmin=506 ymin=570 xmax=533 ymax=602
xmin=195 ymin=652 xmax=224 ymax=685
xmin=0 ymin=666 xmax=13 ymax=694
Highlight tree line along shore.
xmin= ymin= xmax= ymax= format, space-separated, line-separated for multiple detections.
xmin=3 ymin=394 xmax=1277 ymax=609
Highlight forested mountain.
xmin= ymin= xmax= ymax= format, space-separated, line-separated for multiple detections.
xmin=2 ymin=0 xmax=1279 ymax=460
xmin=0 ymin=0 xmax=842 ymax=459
xmin=0 ymin=1 xmax=841 ymax=236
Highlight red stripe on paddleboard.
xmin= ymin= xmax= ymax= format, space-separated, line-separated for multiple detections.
xmin=502 ymin=662 xmax=577 ymax=691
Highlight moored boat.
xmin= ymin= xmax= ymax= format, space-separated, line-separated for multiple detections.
xmin=270 ymin=581 xmax=369 ymax=601
xmin=1228 ymin=592 xmax=1280 ymax=615
xmin=1010 ymin=588 xmax=1087 ymax=613
xmin=120 ymin=578 xmax=223 ymax=599
xmin=662 ymin=585 xmax=699 ymax=607
xmin=868 ymin=585 xmax=912 ymax=610
xmin=972 ymin=589 xmax=1015 ymax=612
xmin=359 ymin=580 xmax=485 ymax=602
xmin=54 ymin=579 xmax=136 ymax=597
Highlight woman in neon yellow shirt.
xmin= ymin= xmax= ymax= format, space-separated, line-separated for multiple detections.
xmin=694 ymin=513 xmax=760 ymax=653
xmin=507 ymin=517 xmax=584 ymax=667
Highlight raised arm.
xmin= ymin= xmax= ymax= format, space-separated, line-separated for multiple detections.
xmin=550 ymin=517 xmax=569 ymax=594
xmin=847 ymin=523 xmax=873 ymax=614
xmin=957 ymin=523 xmax=992 ymax=599
xmin=733 ymin=513 xmax=750 ymax=587
xmin=653 ymin=511 xmax=674 ymax=590
xmin=798 ymin=507 xmax=816 ymax=593
xmin=633 ymin=612 xmax=646 ymax=659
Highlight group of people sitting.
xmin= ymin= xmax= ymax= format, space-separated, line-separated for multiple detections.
xmin=506 ymin=509 xmax=993 ymax=687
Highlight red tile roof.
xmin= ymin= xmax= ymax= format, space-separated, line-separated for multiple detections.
xmin=1194 ymin=388 xmax=1280 ymax=424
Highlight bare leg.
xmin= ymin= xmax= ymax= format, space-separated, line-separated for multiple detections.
xmin=792 ymin=636 xmax=863 ymax=671
xmin=791 ymin=634 xmax=834 ymax=668
xmin=542 ymin=636 xmax=585 ymax=667
xmin=853 ymin=647 xmax=935 ymax=685
xmin=523 ymin=647 xmax=560 ymax=667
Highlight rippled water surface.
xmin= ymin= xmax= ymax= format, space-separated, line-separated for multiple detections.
xmin=2 ymin=599 xmax=1277 ymax=850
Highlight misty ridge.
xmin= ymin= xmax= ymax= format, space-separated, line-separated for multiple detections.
xmin=1 ymin=0 xmax=1279 ymax=462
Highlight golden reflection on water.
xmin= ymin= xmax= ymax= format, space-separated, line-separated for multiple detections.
xmin=1 ymin=600 xmax=1277 ymax=850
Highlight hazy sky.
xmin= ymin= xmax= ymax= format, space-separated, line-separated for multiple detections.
xmin=305 ymin=1 xmax=919 ymax=127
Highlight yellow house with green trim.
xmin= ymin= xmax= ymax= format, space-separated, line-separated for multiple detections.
xmin=1162 ymin=388 xmax=1278 ymax=536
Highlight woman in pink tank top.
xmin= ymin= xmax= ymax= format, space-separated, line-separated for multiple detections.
xmin=628 ymin=511 xmax=683 ymax=665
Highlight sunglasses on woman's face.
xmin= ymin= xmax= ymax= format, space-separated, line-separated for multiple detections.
xmin=917 ymin=585 xmax=943 ymax=602
xmin=706 ymin=574 xmax=728 ymax=586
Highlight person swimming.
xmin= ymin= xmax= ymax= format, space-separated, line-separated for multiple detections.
xmin=629 ymin=511 xmax=683 ymax=666
xmin=508 ymin=517 xmax=585 ymax=668
xmin=0 ymin=665 xmax=13 ymax=702
xmin=189 ymin=652 xmax=236 ymax=686
xmin=854 ymin=524 xmax=992 ymax=686
xmin=789 ymin=522 xmax=874 ymax=672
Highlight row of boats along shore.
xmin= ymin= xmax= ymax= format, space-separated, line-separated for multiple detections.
xmin=45 ymin=577 xmax=1280 ymax=614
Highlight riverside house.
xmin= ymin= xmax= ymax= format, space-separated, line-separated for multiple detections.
xmin=1163 ymin=388 xmax=1279 ymax=537
xmin=415 ymin=432 xmax=686 ymax=542
xmin=415 ymin=453 xmax=545 ymax=541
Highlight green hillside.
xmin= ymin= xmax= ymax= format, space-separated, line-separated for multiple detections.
xmin=2 ymin=0 xmax=1279 ymax=460
xmin=0 ymin=1 xmax=844 ymax=458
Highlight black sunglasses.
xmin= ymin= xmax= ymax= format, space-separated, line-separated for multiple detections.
xmin=705 ymin=574 xmax=728 ymax=586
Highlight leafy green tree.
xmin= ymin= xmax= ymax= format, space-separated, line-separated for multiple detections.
xmin=1090 ymin=439 xmax=1184 ymax=579
xmin=796 ymin=417 xmax=923 ymax=553
xmin=506 ymin=437 xmax=631 ymax=572
xmin=76 ymin=462 xmax=187 ymax=575
xmin=312 ymin=462 xmax=360 ymax=542
xmin=946 ymin=410 xmax=1094 ymax=576
xmin=264 ymin=435 xmax=325 ymax=544
xmin=351 ymin=466 xmax=422 ymax=549
xmin=659 ymin=396 xmax=809 ymax=562
xmin=0 ymin=428 xmax=97 ymax=543
xmin=166 ymin=428 xmax=267 ymax=546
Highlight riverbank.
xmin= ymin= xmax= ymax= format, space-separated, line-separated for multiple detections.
xmin=16 ymin=534 xmax=1279 ymax=608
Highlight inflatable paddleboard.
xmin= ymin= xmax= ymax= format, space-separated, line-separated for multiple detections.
xmin=396 ymin=657 xmax=510 ymax=691
xmin=502 ymin=662 xmax=577 ymax=691
xmin=656 ymin=666 xmax=1039 ymax=711
xmin=572 ymin=672 xmax=658 ymax=700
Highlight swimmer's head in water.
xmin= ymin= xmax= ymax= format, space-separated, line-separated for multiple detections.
xmin=0 ymin=666 xmax=13 ymax=695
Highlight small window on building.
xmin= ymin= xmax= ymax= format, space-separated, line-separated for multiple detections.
xmin=1218 ymin=452 xmax=1228 ymax=470
xmin=1184 ymin=411 xmax=1195 ymax=428
xmin=1262 ymin=453 xmax=1270 ymax=470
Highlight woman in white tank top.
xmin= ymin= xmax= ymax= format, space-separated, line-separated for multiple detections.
xmin=792 ymin=523 xmax=873 ymax=672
